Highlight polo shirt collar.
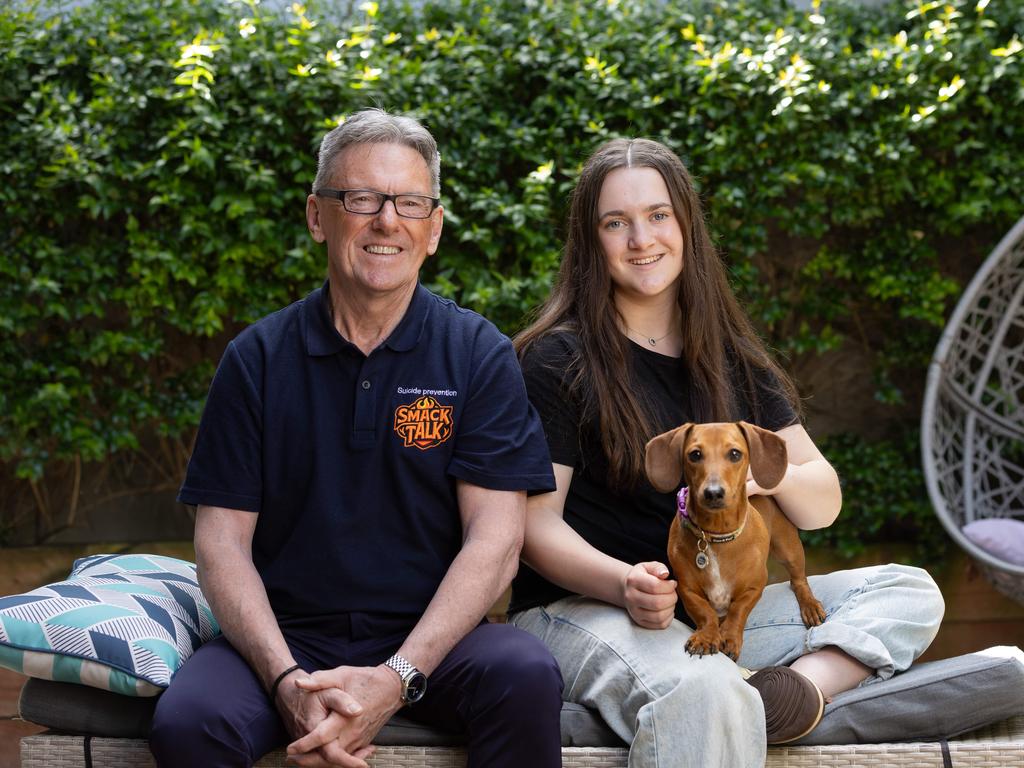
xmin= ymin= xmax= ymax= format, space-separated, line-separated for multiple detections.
xmin=384 ymin=283 xmax=430 ymax=352
xmin=303 ymin=281 xmax=429 ymax=356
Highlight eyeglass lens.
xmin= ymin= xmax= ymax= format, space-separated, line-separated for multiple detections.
xmin=345 ymin=190 xmax=434 ymax=219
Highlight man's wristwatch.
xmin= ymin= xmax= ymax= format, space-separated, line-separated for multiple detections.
xmin=384 ymin=653 xmax=427 ymax=705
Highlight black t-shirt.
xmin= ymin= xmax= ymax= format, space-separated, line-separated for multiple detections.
xmin=509 ymin=331 xmax=798 ymax=616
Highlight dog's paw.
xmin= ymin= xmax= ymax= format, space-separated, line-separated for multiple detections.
xmin=686 ymin=638 xmax=719 ymax=656
xmin=799 ymin=598 xmax=827 ymax=627
xmin=719 ymin=634 xmax=743 ymax=661
xmin=686 ymin=630 xmax=722 ymax=657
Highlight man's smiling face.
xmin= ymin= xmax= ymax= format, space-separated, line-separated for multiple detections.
xmin=307 ymin=142 xmax=443 ymax=302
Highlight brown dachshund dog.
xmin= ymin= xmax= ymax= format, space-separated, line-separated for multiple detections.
xmin=645 ymin=422 xmax=826 ymax=660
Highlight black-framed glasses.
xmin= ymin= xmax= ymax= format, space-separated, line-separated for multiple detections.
xmin=315 ymin=188 xmax=440 ymax=219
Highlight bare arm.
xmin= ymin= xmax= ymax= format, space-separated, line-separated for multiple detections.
xmin=520 ymin=463 xmax=677 ymax=629
xmin=194 ymin=506 xmax=295 ymax=691
xmin=195 ymin=506 xmax=367 ymax=765
xmin=747 ymin=423 xmax=842 ymax=530
xmin=396 ymin=479 xmax=527 ymax=673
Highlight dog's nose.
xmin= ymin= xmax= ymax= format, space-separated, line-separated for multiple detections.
xmin=703 ymin=485 xmax=725 ymax=504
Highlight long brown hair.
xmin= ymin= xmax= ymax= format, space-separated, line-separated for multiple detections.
xmin=515 ymin=138 xmax=799 ymax=490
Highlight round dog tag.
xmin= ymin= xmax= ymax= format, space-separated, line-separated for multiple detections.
xmin=695 ymin=551 xmax=709 ymax=569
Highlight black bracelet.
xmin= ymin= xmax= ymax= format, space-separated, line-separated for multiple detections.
xmin=269 ymin=664 xmax=302 ymax=701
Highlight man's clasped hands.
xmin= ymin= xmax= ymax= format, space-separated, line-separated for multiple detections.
xmin=277 ymin=665 xmax=402 ymax=768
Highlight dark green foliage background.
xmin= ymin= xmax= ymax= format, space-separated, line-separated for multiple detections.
xmin=2 ymin=0 xmax=1022 ymax=555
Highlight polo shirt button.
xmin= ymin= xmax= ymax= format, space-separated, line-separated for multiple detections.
xmin=361 ymin=380 xmax=371 ymax=390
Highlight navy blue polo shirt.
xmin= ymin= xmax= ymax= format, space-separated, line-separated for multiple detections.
xmin=178 ymin=282 xmax=555 ymax=621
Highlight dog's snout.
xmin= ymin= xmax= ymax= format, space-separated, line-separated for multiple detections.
xmin=703 ymin=484 xmax=725 ymax=504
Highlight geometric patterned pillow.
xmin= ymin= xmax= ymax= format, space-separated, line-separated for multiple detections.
xmin=0 ymin=554 xmax=220 ymax=697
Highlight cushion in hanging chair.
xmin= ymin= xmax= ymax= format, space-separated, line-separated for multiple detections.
xmin=963 ymin=519 xmax=1024 ymax=566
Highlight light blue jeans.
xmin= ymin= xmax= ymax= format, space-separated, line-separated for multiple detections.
xmin=510 ymin=564 xmax=944 ymax=768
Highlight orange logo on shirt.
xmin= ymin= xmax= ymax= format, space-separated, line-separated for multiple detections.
xmin=394 ymin=396 xmax=454 ymax=450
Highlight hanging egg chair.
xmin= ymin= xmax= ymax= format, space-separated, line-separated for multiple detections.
xmin=921 ymin=215 xmax=1024 ymax=605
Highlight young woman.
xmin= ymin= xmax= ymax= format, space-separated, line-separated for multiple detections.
xmin=508 ymin=138 xmax=944 ymax=767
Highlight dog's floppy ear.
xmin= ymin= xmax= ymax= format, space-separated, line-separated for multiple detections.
xmin=644 ymin=424 xmax=693 ymax=492
xmin=737 ymin=421 xmax=788 ymax=490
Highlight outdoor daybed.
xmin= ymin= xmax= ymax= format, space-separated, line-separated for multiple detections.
xmin=17 ymin=650 xmax=1024 ymax=768
xmin=5 ymin=557 xmax=1024 ymax=767
xmin=17 ymin=717 xmax=1024 ymax=768
xmin=17 ymin=708 xmax=1024 ymax=768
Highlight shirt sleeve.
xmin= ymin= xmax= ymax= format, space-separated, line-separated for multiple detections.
xmin=519 ymin=333 xmax=584 ymax=468
xmin=742 ymin=362 xmax=800 ymax=432
xmin=446 ymin=333 xmax=556 ymax=494
xmin=177 ymin=340 xmax=264 ymax=512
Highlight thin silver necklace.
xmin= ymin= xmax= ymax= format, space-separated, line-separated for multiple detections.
xmin=625 ymin=325 xmax=674 ymax=347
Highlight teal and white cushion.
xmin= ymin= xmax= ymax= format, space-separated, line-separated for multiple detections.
xmin=0 ymin=554 xmax=220 ymax=696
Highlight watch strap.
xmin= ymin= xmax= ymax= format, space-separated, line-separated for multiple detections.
xmin=384 ymin=653 xmax=417 ymax=682
xmin=384 ymin=653 xmax=425 ymax=704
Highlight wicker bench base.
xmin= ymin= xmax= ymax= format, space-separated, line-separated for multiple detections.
xmin=21 ymin=716 xmax=1024 ymax=768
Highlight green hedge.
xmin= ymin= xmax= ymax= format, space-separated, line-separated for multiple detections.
xmin=2 ymin=0 xmax=1022 ymax=551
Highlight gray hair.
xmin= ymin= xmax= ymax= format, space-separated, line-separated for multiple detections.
xmin=313 ymin=108 xmax=441 ymax=197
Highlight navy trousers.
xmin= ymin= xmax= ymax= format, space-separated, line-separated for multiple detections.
xmin=149 ymin=614 xmax=563 ymax=768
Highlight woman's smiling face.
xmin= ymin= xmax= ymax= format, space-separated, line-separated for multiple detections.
xmin=597 ymin=166 xmax=685 ymax=304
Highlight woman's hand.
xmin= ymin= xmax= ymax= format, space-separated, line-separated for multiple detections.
xmin=621 ymin=562 xmax=678 ymax=629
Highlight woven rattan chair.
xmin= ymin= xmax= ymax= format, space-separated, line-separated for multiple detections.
xmin=922 ymin=214 xmax=1024 ymax=605
xmin=19 ymin=716 xmax=1024 ymax=768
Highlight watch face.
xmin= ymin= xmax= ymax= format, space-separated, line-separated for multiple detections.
xmin=405 ymin=671 xmax=427 ymax=704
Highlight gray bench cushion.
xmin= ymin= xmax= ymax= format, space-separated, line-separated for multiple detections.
xmin=20 ymin=678 xmax=158 ymax=739
xmin=796 ymin=645 xmax=1024 ymax=745
xmin=20 ymin=647 xmax=1024 ymax=747
xmin=18 ymin=677 xmax=625 ymax=748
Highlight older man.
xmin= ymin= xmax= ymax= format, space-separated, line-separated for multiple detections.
xmin=149 ymin=109 xmax=563 ymax=768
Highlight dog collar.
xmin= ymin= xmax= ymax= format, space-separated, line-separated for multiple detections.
xmin=676 ymin=486 xmax=748 ymax=544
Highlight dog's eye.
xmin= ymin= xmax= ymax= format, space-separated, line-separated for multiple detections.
xmin=687 ymin=449 xmax=702 ymax=462
xmin=728 ymin=449 xmax=742 ymax=462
